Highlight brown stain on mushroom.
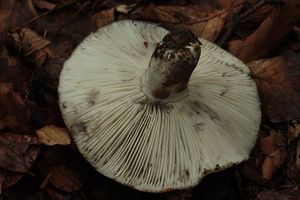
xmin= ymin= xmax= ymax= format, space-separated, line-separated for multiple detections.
xmin=87 ymin=89 xmax=100 ymax=106
xmin=70 ymin=122 xmax=88 ymax=136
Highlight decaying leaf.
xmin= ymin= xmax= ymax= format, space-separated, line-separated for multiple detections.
xmin=229 ymin=0 xmax=300 ymax=62
xmin=33 ymin=0 xmax=57 ymax=11
xmin=262 ymin=149 xmax=286 ymax=180
xmin=259 ymin=130 xmax=286 ymax=181
xmin=132 ymin=4 xmax=226 ymax=41
xmin=36 ymin=125 xmax=71 ymax=146
xmin=260 ymin=130 xmax=285 ymax=155
xmin=287 ymin=120 xmax=300 ymax=182
xmin=257 ymin=186 xmax=300 ymax=200
xmin=6 ymin=28 xmax=64 ymax=91
xmin=47 ymin=165 xmax=82 ymax=192
xmin=248 ymin=55 xmax=300 ymax=122
xmin=0 ymin=83 xmax=33 ymax=133
xmin=0 ymin=133 xmax=40 ymax=192
xmin=93 ymin=7 xmax=115 ymax=29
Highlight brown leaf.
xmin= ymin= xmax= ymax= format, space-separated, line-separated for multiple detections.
xmin=0 ymin=133 xmax=40 ymax=192
xmin=262 ymin=149 xmax=285 ymax=180
xmin=136 ymin=4 xmax=208 ymax=24
xmin=48 ymin=165 xmax=82 ymax=192
xmin=33 ymin=0 xmax=57 ymax=11
xmin=257 ymin=186 xmax=300 ymax=200
xmin=0 ymin=133 xmax=39 ymax=173
xmin=0 ymin=0 xmax=34 ymax=34
xmin=0 ymin=83 xmax=33 ymax=133
xmin=36 ymin=125 xmax=71 ymax=146
xmin=287 ymin=119 xmax=300 ymax=182
xmin=92 ymin=7 xmax=115 ymax=29
xmin=6 ymin=28 xmax=60 ymax=67
xmin=189 ymin=10 xmax=226 ymax=41
xmin=257 ymin=189 xmax=283 ymax=200
xmin=260 ymin=130 xmax=285 ymax=155
xmin=288 ymin=120 xmax=300 ymax=139
xmin=248 ymin=55 xmax=300 ymax=122
xmin=229 ymin=0 xmax=300 ymax=62
xmin=133 ymin=4 xmax=226 ymax=42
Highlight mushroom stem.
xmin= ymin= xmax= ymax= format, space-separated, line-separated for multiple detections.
xmin=142 ymin=30 xmax=201 ymax=101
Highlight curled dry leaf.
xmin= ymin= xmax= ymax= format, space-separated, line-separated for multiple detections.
xmin=229 ymin=0 xmax=300 ymax=62
xmin=248 ymin=55 xmax=300 ymax=122
xmin=36 ymin=125 xmax=71 ymax=146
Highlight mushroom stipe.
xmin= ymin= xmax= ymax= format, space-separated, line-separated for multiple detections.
xmin=58 ymin=20 xmax=261 ymax=192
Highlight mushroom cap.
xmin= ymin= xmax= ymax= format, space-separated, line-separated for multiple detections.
xmin=58 ymin=20 xmax=261 ymax=192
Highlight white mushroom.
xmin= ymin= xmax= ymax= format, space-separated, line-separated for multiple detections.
xmin=58 ymin=20 xmax=261 ymax=192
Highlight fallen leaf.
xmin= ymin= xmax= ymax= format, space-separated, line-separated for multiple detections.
xmin=189 ymin=10 xmax=227 ymax=41
xmin=287 ymin=119 xmax=300 ymax=182
xmin=33 ymin=0 xmax=57 ymax=11
xmin=229 ymin=0 xmax=300 ymax=62
xmin=0 ymin=0 xmax=34 ymax=34
xmin=260 ymin=130 xmax=285 ymax=155
xmin=133 ymin=4 xmax=227 ymax=41
xmin=257 ymin=189 xmax=283 ymax=200
xmin=257 ymin=186 xmax=300 ymax=200
xmin=248 ymin=55 xmax=300 ymax=122
xmin=288 ymin=120 xmax=300 ymax=139
xmin=0 ymin=83 xmax=33 ymax=133
xmin=48 ymin=165 xmax=82 ymax=192
xmin=0 ymin=133 xmax=40 ymax=192
xmin=92 ymin=7 xmax=115 ymax=29
xmin=36 ymin=125 xmax=71 ymax=146
xmin=262 ymin=149 xmax=285 ymax=180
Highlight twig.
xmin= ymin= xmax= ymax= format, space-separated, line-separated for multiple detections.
xmin=12 ymin=0 xmax=79 ymax=32
xmin=217 ymin=0 xmax=267 ymax=47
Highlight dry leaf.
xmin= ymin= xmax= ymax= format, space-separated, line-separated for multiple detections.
xmin=257 ymin=186 xmax=300 ymax=200
xmin=189 ymin=10 xmax=226 ymax=41
xmin=33 ymin=0 xmax=57 ymax=11
xmin=287 ymin=119 xmax=300 ymax=182
xmin=288 ymin=120 xmax=300 ymax=139
xmin=133 ymin=4 xmax=226 ymax=41
xmin=262 ymin=149 xmax=285 ymax=180
xmin=0 ymin=83 xmax=33 ymax=133
xmin=0 ymin=133 xmax=40 ymax=192
xmin=49 ymin=165 xmax=82 ymax=192
xmin=248 ymin=55 xmax=300 ymax=122
xmin=134 ymin=4 xmax=208 ymax=24
xmin=229 ymin=0 xmax=300 ymax=62
xmin=93 ymin=7 xmax=115 ymax=29
xmin=0 ymin=0 xmax=34 ymax=34
xmin=36 ymin=125 xmax=71 ymax=146
xmin=260 ymin=130 xmax=285 ymax=155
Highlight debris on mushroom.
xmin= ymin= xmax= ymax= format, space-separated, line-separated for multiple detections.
xmin=58 ymin=20 xmax=261 ymax=192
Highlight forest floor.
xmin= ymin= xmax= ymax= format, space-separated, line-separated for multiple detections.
xmin=0 ymin=0 xmax=300 ymax=199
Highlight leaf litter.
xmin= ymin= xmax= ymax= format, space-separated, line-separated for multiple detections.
xmin=0 ymin=0 xmax=299 ymax=199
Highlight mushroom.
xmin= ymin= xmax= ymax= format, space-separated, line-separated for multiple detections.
xmin=58 ymin=20 xmax=261 ymax=192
